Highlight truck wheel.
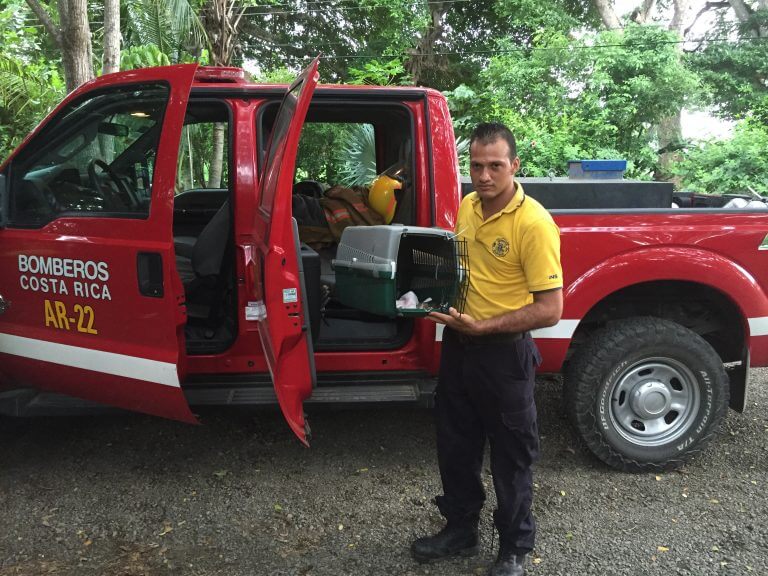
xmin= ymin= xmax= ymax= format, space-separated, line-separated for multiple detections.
xmin=565 ymin=317 xmax=729 ymax=472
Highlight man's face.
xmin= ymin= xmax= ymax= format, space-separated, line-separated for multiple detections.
xmin=469 ymin=138 xmax=520 ymax=203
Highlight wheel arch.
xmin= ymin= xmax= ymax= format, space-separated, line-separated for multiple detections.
xmin=562 ymin=247 xmax=765 ymax=411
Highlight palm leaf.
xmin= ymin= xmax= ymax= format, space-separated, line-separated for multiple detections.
xmin=336 ymin=124 xmax=378 ymax=187
xmin=126 ymin=0 xmax=208 ymax=62
xmin=0 ymin=56 xmax=59 ymax=113
xmin=0 ymin=57 xmax=28 ymax=110
xmin=166 ymin=0 xmax=207 ymax=55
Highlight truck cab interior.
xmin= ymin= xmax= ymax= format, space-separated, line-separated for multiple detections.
xmin=172 ymin=97 xmax=419 ymax=356
xmin=259 ymin=100 xmax=418 ymax=352
xmin=171 ymin=101 xmax=235 ymax=354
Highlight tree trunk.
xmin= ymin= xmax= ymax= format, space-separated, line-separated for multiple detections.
xmin=729 ymin=0 xmax=754 ymax=24
xmin=27 ymin=0 xmax=94 ymax=92
xmin=102 ymin=0 xmax=121 ymax=75
xmin=204 ymin=0 xmax=245 ymax=66
xmin=655 ymin=0 xmax=688 ymax=178
xmin=202 ymin=0 xmax=244 ymax=188
xmin=208 ymin=123 xmax=226 ymax=188
xmin=656 ymin=110 xmax=683 ymax=181
xmin=25 ymin=0 xmax=62 ymax=46
xmin=405 ymin=1 xmax=449 ymax=86
xmin=729 ymin=0 xmax=768 ymax=36
xmin=669 ymin=0 xmax=690 ymax=34
xmin=60 ymin=0 xmax=94 ymax=91
xmin=593 ymin=0 xmax=622 ymax=29
xmin=631 ymin=0 xmax=656 ymax=24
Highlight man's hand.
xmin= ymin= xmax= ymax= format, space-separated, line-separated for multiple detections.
xmin=427 ymin=289 xmax=563 ymax=336
xmin=428 ymin=307 xmax=484 ymax=336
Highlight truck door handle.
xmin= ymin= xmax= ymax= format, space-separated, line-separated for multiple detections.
xmin=137 ymin=252 xmax=164 ymax=298
xmin=0 ymin=294 xmax=9 ymax=315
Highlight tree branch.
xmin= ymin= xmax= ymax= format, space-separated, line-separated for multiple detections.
xmin=630 ymin=0 xmax=656 ymax=25
xmin=25 ymin=0 xmax=62 ymax=47
xmin=684 ymin=1 xmax=729 ymax=37
xmin=729 ymin=0 xmax=766 ymax=37
xmin=669 ymin=0 xmax=690 ymax=34
xmin=729 ymin=0 xmax=754 ymax=23
xmin=592 ymin=0 xmax=622 ymax=29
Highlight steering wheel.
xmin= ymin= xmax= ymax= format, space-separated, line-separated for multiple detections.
xmin=88 ymin=159 xmax=139 ymax=209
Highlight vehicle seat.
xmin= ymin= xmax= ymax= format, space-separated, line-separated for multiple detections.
xmin=293 ymin=180 xmax=324 ymax=198
xmin=175 ymin=200 xmax=231 ymax=316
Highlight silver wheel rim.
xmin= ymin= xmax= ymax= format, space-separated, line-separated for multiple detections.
xmin=608 ymin=357 xmax=701 ymax=447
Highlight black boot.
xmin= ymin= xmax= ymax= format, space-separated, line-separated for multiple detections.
xmin=488 ymin=549 xmax=526 ymax=576
xmin=410 ymin=522 xmax=479 ymax=564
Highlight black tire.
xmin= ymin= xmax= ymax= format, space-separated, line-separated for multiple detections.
xmin=564 ymin=317 xmax=729 ymax=472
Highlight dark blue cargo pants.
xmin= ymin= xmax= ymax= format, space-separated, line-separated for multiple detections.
xmin=435 ymin=327 xmax=541 ymax=554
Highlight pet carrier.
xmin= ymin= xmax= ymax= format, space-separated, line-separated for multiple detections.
xmin=331 ymin=225 xmax=468 ymax=318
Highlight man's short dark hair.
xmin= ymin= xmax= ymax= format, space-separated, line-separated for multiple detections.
xmin=470 ymin=122 xmax=517 ymax=160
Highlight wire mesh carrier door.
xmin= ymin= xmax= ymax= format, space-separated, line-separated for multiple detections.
xmin=332 ymin=225 xmax=469 ymax=318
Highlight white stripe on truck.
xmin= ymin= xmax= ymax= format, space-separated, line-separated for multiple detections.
xmin=0 ymin=332 xmax=180 ymax=388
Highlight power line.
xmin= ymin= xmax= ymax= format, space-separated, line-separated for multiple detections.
xmin=16 ymin=0 xmax=473 ymax=25
xmin=10 ymin=25 xmax=760 ymax=57
xmin=15 ymin=8 xmax=767 ymax=57
xmin=258 ymin=33 xmax=768 ymax=59
xmin=238 ymin=0 xmax=477 ymax=17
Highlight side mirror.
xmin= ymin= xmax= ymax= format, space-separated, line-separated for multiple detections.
xmin=0 ymin=174 xmax=7 ymax=228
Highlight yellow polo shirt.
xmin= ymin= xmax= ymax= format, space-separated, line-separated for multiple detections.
xmin=457 ymin=182 xmax=562 ymax=321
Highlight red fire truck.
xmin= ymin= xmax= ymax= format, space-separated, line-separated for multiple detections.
xmin=0 ymin=60 xmax=765 ymax=472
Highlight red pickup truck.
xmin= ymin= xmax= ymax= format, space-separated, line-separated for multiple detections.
xmin=0 ymin=60 xmax=764 ymax=472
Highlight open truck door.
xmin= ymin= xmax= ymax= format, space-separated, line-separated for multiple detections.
xmin=0 ymin=65 xmax=197 ymax=422
xmin=248 ymin=59 xmax=320 ymax=445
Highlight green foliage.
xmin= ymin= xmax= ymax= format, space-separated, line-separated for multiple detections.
xmin=294 ymin=123 xmax=374 ymax=185
xmin=348 ymin=59 xmax=411 ymax=86
xmin=255 ymin=67 xmax=300 ymax=84
xmin=177 ymin=122 xmax=228 ymax=190
xmin=239 ymin=0 xmax=593 ymax=89
xmin=688 ymin=11 xmax=768 ymax=123
xmin=0 ymin=3 xmax=64 ymax=159
xmin=239 ymin=0 xmax=429 ymax=82
xmin=0 ymin=55 xmax=65 ymax=159
xmin=3 ymin=0 xmax=768 ymax=192
xmin=121 ymin=45 xmax=172 ymax=70
xmin=124 ymin=0 xmax=208 ymax=64
xmin=447 ymin=25 xmax=699 ymax=178
xmin=335 ymin=124 xmax=378 ymax=186
xmin=671 ymin=121 xmax=768 ymax=195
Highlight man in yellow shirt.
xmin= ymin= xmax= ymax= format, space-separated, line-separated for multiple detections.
xmin=411 ymin=123 xmax=563 ymax=576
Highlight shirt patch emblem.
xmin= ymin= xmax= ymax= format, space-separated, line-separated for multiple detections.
xmin=492 ymin=237 xmax=510 ymax=257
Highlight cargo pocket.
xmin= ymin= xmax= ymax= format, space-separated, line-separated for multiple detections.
xmin=529 ymin=339 xmax=542 ymax=368
xmin=500 ymin=402 xmax=540 ymax=462
xmin=501 ymin=402 xmax=536 ymax=433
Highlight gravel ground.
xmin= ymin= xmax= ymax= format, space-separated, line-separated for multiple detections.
xmin=1 ymin=369 xmax=767 ymax=576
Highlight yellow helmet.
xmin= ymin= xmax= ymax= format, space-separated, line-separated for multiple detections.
xmin=368 ymin=174 xmax=402 ymax=224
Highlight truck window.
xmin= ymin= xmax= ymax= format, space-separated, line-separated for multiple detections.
xmin=7 ymin=84 xmax=169 ymax=227
xmin=295 ymin=123 xmax=376 ymax=185
xmin=177 ymin=121 xmax=229 ymax=193
xmin=258 ymin=102 xmax=416 ymax=231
